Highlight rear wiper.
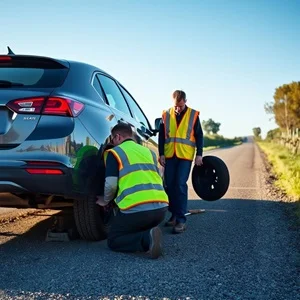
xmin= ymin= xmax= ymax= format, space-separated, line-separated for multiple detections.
xmin=0 ymin=80 xmax=24 ymax=87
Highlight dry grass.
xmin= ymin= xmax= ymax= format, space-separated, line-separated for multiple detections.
xmin=257 ymin=141 xmax=300 ymax=221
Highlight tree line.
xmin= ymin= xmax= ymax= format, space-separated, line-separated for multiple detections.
xmin=201 ymin=118 xmax=244 ymax=148
xmin=264 ymin=81 xmax=300 ymax=134
xmin=252 ymin=81 xmax=300 ymax=139
xmin=202 ymin=118 xmax=221 ymax=135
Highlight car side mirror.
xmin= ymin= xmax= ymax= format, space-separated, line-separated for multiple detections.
xmin=154 ymin=117 xmax=162 ymax=131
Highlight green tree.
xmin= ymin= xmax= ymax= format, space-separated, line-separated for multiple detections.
xmin=202 ymin=118 xmax=221 ymax=135
xmin=288 ymin=81 xmax=300 ymax=129
xmin=265 ymin=82 xmax=300 ymax=133
xmin=252 ymin=127 xmax=261 ymax=138
xmin=265 ymin=128 xmax=281 ymax=141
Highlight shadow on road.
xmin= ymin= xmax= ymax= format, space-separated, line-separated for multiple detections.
xmin=0 ymin=198 xmax=299 ymax=299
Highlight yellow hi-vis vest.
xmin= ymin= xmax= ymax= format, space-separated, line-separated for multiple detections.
xmin=162 ymin=107 xmax=199 ymax=160
xmin=105 ymin=140 xmax=169 ymax=211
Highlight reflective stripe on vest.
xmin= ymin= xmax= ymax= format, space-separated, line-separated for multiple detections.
xmin=107 ymin=141 xmax=168 ymax=210
xmin=163 ymin=107 xmax=199 ymax=160
xmin=115 ymin=183 xmax=165 ymax=204
xmin=112 ymin=146 xmax=160 ymax=178
xmin=165 ymin=137 xmax=195 ymax=147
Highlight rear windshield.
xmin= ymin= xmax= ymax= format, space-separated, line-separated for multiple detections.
xmin=0 ymin=58 xmax=69 ymax=88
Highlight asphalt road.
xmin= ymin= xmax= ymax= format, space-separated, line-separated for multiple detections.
xmin=0 ymin=140 xmax=299 ymax=300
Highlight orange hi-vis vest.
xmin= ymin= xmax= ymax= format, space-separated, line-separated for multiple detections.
xmin=104 ymin=140 xmax=169 ymax=211
xmin=162 ymin=107 xmax=199 ymax=160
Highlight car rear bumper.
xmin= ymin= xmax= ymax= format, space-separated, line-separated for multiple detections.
xmin=0 ymin=129 xmax=103 ymax=199
xmin=0 ymin=163 xmax=72 ymax=196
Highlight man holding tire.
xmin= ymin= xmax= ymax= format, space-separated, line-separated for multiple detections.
xmin=96 ymin=122 xmax=169 ymax=259
xmin=158 ymin=90 xmax=204 ymax=234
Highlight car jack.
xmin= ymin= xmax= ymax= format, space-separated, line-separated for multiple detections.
xmin=45 ymin=211 xmax=79 ymax=242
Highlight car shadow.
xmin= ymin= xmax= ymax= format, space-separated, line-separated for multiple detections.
xmin=0 ymin=198 xmax=299 ymax=299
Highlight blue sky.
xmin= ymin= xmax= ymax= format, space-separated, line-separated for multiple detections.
xmin=1 ymin=0 xmax=300 ymax=138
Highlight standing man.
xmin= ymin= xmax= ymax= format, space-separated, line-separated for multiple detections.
xmin=158 ymin=90 xmax=204 ymax=234
xmin=96 ymin=122 xmax=169 ymax=259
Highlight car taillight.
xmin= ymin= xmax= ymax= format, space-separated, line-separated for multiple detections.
xmin=0 ymin=56 xmax=11 ymax=61
xmin=7 ymin=97 xmax=45 ymax=114
xmin=44 ymin=97 xmax=84 ymax=117
xmin=7 ymin=96 xmax=84 ymax=117
xmin=25 ymin=169 xmax=64 ymax=175
xmin=24 ymin=161 xmax=64 ymax=175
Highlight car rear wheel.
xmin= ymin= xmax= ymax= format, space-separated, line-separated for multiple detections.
xmin=192 ymin=155 xmax=230 ymax=201
xmin=73 ymin=196 xmax=108 ymax=241
xmin=73 ymin=143 xmax=117 ymax=241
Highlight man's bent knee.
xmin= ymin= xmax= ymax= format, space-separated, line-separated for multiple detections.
xmin=107 ymin=236 xmax=118 ymax=251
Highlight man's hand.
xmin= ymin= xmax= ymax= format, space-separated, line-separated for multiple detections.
xmin=96 ymin=195 xmax=108 ymax=207
xmin=194 ymin=155 xmax=203 ymax=166
xmin=159 ymin=155 xmax=166 ymax=167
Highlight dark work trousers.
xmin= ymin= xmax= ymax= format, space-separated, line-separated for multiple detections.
xmin=107 ymin=206 xmax=168 ymax=253
xmin=164 ymin=156 xmax=192 ymax=224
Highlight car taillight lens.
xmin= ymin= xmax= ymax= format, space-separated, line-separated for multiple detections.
xmin=6 ymin=96 xmax=84 ymax=117
xmin=25 ymin=169 xmax=64 ymax=175
xmin=44 ymin=97 xmax=84 ymax=117
xmin=7 ymin=97 xmax=45 ymax=114
xmin=0 ymin=56 xmax=12 ymax=62
xmin=24 ymin=161 xmax=64 ymax=175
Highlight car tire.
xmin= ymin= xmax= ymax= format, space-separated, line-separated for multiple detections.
xmin=191 ymin=155 xmax=230 ymax=201
xmin=73 ymin=195 xmax=108 ymax=241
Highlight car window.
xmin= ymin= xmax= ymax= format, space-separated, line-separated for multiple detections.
xmin=97 ymin=74 xmax=131 ymax=115
xmin=92 ymin=74 xmax=105 ymax=102
xmin=0 ymin=63 xmax=68 ymax=88
xmin=119 ymin=85 xmax=150 ymax=129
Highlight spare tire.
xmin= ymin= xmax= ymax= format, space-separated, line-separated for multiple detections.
xmin=192 ymin=155 xmax=230 ymax=201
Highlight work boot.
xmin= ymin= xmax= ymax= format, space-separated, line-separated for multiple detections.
xmin=173 ymin=223 xmax=186 ymax=234
xmin=148 ymin=227 xmax=162 ymax=259
xmin=164 ymin=216 xmax=176 ymax=227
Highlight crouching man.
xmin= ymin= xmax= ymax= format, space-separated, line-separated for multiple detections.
xmin=96 ymin=122 xmax=169 ymax=259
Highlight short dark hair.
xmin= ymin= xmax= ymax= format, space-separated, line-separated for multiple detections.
xmin=173 ymin=90 xmax=186 ymax=102
xmin=111 ymin=122 xmax=133 ymax=137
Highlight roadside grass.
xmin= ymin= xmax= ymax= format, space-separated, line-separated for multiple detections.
xmin=204 ymin=134 xmax=243 ymax=150
xmin=203 ymin=146 xmax=220 ymax=151
xmin=257 ymin=141 xmax=300 ymax=221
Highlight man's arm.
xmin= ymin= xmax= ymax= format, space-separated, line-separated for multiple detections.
xmin=158 ymin=119 xmax=166 ymax=167
xmin=194 ymin=116 xmax=204 ymax=156
xmin=158 ymin=119 xmax=165 ymax=156
xmin=96 ymin=151 xmax=119 ymax=206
